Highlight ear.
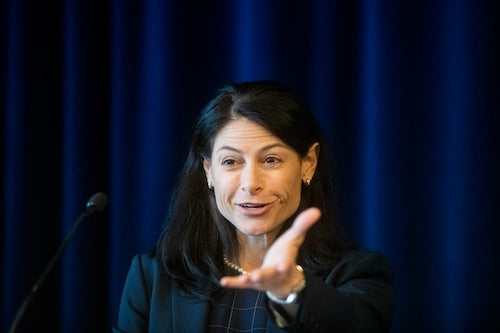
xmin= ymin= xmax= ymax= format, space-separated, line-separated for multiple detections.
xmin=301 ymin=142 xmax=319 ymax=183
xmin=203 ymin=159 xmax=213 ymax=185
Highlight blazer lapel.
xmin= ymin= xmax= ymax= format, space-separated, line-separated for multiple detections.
xmin=171 ymin=288 xmax=209 ymax=333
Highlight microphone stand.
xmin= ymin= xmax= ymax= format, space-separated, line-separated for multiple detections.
xmin=8 ymin=193 xmax=107 ymax=333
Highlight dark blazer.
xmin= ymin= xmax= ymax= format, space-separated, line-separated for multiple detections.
xmin=113 ymin=249 xmax=393 ymax=333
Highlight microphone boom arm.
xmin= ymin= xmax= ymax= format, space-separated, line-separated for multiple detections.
xmin=8 ymin=192 xmax=108 ymax=333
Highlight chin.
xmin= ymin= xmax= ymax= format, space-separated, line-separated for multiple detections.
xmin=237 ymin=222 xmax=282 ymax=238
xmin=239 ymin=228 xmax=269 ymax=237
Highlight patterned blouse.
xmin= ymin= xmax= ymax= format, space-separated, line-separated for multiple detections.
xmin=208 ymin=288 xmax=269 ymax=333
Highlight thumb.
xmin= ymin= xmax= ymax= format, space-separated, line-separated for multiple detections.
xmin=284 ymin=207 xmax=321 ymax=242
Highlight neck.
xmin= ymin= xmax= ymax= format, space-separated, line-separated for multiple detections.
xmin=235 ymin=232 xmax=276 ymax=271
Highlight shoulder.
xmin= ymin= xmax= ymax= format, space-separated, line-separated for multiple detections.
xmin=130 ymin=251 xmax=161 ymax=274
xmin=338 ymin=249 xmax=392 ymax=269
xmin=122 ymin=251 xmax=169 ymax=298
xmin=322 ymin=249 xmax=393 ymax=286
xmin=116 ymin=252 xmax=180 ymax=332
xmin=298 ymin=249 xmax=394 ymax=331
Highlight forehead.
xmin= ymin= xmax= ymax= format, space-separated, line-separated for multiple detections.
xmin=212 ymin=118 xmax=283 ymax=149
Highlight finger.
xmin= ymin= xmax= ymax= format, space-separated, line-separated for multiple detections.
xmin=220 ymin=275 xmax=264 ymax=290
xmin=261 ymin=208 xmax=321 ymax=271
xmin=282 ymin=207 xmax=321 ymax=242
xmin=220 ymin=274 xmax=251 ymax=288
xmin=220 ymin=267 xmax=279 ymax=290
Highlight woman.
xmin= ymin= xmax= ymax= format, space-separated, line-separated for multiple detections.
xmin=113 ymin=80 xmax=393 ymax=332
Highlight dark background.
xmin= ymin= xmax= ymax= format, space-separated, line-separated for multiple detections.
xmin=1 ymin=1 xmax=498 ymax=332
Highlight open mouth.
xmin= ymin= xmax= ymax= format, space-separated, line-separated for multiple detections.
xmin=238 ymin=203 xmax=266 ymax=209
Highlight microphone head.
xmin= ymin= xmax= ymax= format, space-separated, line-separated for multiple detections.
xmin=86 ymin=192 xmax=108 ymax=213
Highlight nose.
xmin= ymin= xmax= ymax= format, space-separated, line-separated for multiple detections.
xmin=240 ymin=163 xmax=263 ymax=194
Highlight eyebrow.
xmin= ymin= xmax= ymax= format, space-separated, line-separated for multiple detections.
xmin=215 ymin=143 xmax=289 ymax=155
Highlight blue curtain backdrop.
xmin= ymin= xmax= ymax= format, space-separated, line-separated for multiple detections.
xmin=1 ymin=1 xmax=498 ymax=332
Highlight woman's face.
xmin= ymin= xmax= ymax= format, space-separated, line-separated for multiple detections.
xmin=203 ymin=117 xmax=318 ymax=241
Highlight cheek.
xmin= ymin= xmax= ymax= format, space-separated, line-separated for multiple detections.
xmin=289 ymin=181 xmax=303 ymax=203
xmin=272 ymin=175 xmax=301 ymax=202
xmin=213 ymin=174 xmax=237 ymax=201
xmin=284 ymin=174 xmax=303 ymax=204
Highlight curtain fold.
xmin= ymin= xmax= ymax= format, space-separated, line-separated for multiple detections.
xmin=1 ymin=1 xmax=498 ymax=332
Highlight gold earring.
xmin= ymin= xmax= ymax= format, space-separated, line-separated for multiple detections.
xmin=304 ymin=178 xmax=311 ymax=186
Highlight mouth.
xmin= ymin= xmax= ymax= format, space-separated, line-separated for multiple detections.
xmin=235 ymin=202 xmax=272 ymax=215
xmin=238 ymin=203 xmax=266 ymax=209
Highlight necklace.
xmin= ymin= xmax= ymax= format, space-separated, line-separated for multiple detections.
xmin=223 ymin=255 xmax=248 ymax=275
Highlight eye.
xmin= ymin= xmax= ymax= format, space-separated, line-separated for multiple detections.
xmin=222 ymin=158 xmax=237 ymax=166
xmin=264 ymin=156 xmax=281 ymax=165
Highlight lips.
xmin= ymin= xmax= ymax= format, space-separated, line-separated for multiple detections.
xmin=239 ymin=203 xmax=265 ymax=209
xmin=236 ymin=202 xmax=272 ymax=215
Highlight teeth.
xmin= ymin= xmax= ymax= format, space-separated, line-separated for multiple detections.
xmin=241 ymin=204 xmax=263 ymax=208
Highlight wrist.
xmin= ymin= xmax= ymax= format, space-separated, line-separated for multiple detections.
xmin=266 ymin=265 xmax=306 ymax=305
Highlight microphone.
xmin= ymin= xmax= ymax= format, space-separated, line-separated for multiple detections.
xmin=8 ymin=192 xmax=108 ymax=333
xmin=86 ymin=192 xmax=109 ymax=214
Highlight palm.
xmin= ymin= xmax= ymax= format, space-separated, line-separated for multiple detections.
xmin=220 ymin=207 xmax=321 ymax=296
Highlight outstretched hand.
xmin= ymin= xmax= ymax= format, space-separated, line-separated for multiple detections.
xmin=220 ymin=207 xmax=321 ymax=298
